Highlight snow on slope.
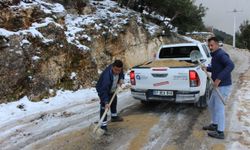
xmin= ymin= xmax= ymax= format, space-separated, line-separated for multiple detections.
xmin=1 ymin=0 xmax=166 ymax=51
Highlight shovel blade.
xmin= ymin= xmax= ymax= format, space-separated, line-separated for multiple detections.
xmin=88 ymin=123 xmax=106 ymax=140
xmin=190 ymin=50 xmax=202 ymax=62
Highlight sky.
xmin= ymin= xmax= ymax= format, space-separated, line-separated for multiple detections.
xmin=195 ymin=0 xmax=250 ymax=35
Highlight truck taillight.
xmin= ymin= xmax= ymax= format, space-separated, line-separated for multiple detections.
xmin=189 ymin=70 xmax=200 ymax=87
xmin=130 ymin=71 xmax=136 ymax=85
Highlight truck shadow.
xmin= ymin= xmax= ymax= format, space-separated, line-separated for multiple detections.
xmin=119 ymin=101 xmax=204 ymax=116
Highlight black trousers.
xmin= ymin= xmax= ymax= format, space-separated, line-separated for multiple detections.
xmin=100 ymin=93 xmax=117 ymax=127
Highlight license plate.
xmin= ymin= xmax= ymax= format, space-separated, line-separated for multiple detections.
xmin=153 ymin=90 xmax=173 ymax=96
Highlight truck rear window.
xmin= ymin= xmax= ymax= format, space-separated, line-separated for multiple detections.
xmin=159 ymin=46 xmax=200 ymax=58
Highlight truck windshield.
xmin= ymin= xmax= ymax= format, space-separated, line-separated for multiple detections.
xmin=159 ymin=46 xmax=200 ymax=58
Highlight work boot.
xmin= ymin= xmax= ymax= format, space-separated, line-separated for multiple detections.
xmin=208 ymin=131 xmax=225 ymax=139
xmin=101 ymin=126 xmax=111 ymax=136
xmin=202 ymin=124 xmax=217 ymax=131
xmin=111 ymin=116 xmax=123 ymax=122
xmin=101 ymin=126 xmax=107 ymax=131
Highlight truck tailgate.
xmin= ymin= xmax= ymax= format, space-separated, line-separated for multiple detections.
xmin=133 ymin=67 xmax=194 ymax=91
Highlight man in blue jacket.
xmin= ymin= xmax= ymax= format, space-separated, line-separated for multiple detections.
xmin=96 ymin=60 xmax=125 ymax=133
xmin=202 ymin=37 xmax=234 ymax=139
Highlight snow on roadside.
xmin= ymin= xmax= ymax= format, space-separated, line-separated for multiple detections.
xmin=0 ymin=88 xmax=98 ymax=125
xmin=0 ymin=89 xmax=136 ymax=149
xmin=229 ymin=73 xmax=250 ymax=150
xmin=225 ymin=46 xmax=250 ymax=150
xmin=0 ymin=84 xmax=136 ymax=150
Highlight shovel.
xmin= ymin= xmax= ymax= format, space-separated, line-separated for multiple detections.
xmin=190 ymin=50 xmax=226 ymax=105
xmin=89 ymin=87 xmax=120 ymax=139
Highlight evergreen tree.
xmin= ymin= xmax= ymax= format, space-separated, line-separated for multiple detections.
xmin=237 ymin=20 xmax=250 ymax=50
xmin=123 ymin=0 xmax=207 ymax=34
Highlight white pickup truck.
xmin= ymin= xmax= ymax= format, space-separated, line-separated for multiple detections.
xmin=129 ymin=42 xmax=212 ymax=107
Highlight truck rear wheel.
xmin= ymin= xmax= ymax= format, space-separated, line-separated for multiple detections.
xmin=195 ymin=80 xmax=212 ymax=108
xmin=141 ymin=100 xmax=150 ymax=105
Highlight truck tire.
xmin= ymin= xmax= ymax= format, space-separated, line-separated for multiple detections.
xmin=141 ymin=100 xmax=150 ymax=105
xmin=195 ymin=80 xmax=212 ymax=108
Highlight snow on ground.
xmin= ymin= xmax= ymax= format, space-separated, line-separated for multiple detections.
xmin=231 ymin=78 xmax=250 ymax=150
xmin=0 ymin=71 xmax=135 ymax=149
xmin=0 ymin=88 xmax=98 ymax=149
xmin=224 ymin=46 xmax=250 ymax=150
xmin=0 ymin=88 xmax=98 ymax=125
xmin=0 ymin=71 xmax=131 ymax=125
xmin=229 ymin=72 xmax=250 ymax=150
xmin=0 ymin=87 xmax=136 ymax=149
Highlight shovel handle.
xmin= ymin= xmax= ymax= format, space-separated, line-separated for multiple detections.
xmin=198 ymin=60 xmax=226 ymax=105
xmin=94 ymin=88 xmax=120 ymax=131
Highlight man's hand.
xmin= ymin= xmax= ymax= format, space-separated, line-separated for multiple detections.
xmin=214 ymin=79 xmax=221 ymax=87
xmin=119 ymin=79 xmax=125 ymax=85
xmin=105 ymin=103 xmax=110 ymax=110
xmin=201 ymin=65 xmax=207 ymax=72
xmin=120 ymin=84 xmax=126 ymax=89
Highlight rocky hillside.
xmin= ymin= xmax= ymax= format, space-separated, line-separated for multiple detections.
xmin=0 ymin=0 xmax=186 ymax=103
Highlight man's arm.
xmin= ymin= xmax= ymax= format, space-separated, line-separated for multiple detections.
xmin=118 ymin=70 xmax=125 ymax=86
xmin=217 ymin=54 xmax=235 ymax=81
xmin=98 ymin=74 xmax=111 ymax=105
